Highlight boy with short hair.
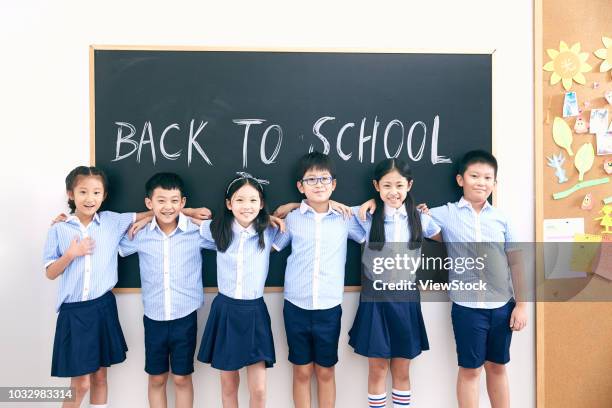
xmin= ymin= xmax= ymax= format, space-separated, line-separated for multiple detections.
xmin=119 ymin=172 xmax=214 ymax=408
xmin=272 ymin=152 xmax=365 ymax=408
xmin=429 ymin=150 xmax=527 ymax=408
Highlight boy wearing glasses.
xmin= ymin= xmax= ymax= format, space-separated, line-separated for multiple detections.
xmin=273 ymin=151 xmax=365 ymax=408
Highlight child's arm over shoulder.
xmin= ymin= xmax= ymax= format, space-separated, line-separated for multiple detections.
xmin=427 ymin=204 xmax=450 ymax=228
xmin=346 ymin=210 xmax=366 ymax=244
xmin=198 ymin=219 xmax=217 ymax=250
xmin=118 ymin=230 xmax=139 ymax=258
xmin=271 ymin=213 xmax=293 ymax=252
xmin=273 ymin=202 xmax=300 ymax=219
xmin=100 ymin=210 xmax=140 ymax=239
xmin=420 ymin=212 xmax=442 ymax=241
xmin=44 ymin=225 xmax=94 ymax=280
xmin=351 ymin=206 xmax=371 ymax=228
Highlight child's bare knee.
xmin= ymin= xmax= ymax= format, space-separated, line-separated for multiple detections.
xmin=249 ymin=384 xmax=266 ymax=403
xmin=484 ymin=361 xmax=506 ymax=376
xmin=293 ymin=364 xmax=314 ymax=383
xmin=90 ymin=369 xmax=107 ymax=388
xmin=72 ymin=376 xmax=91 ymax=395
xmin=459 ymin=366 xmax=482 ymax=380
xmin=173 ymin=374 xmax=192 ymax=388
xmin=149 ymin=374 xmax=168 ymax=388
xmin=314 ymin=365 xmax=335 ymax=382
xmin=368 ymin=359 xmax=388 ymax=381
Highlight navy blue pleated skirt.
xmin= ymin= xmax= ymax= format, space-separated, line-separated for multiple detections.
xmin=348 ymin=297 xmax=429 ymax=359
xmin=51 ymin=291 xmax=128 ymax=377
xmin=197 ymin=293 xmax=275 ymax=371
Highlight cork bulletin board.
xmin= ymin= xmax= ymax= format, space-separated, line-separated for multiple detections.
xmin=535 ymin=0 xmax=612 ymax=406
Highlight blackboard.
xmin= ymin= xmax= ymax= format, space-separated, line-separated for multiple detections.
xmin=91 ymin=46 xmax=492 ymax=289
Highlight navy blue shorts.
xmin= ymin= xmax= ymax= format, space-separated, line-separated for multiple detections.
xmin=283 ymin=300 xmax=342 ymax=367
xmin=198 ymin=293 xmax=276 ymax=371
xmin=52 ymin=291 xmax=128 ymax=378
xmin=349 ymin=299 xmax=429 ymax=359
xmin=451 ymin=300 xmax=515 ymax=368
xmin=143 ymin=310 xmax=197 ymax=375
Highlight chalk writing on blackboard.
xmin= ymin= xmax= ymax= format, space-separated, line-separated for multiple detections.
xmin=112 ymin=115 xmax=452 ymax=167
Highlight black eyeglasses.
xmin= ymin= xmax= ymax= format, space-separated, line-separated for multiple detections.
xmin=300 ymin=176 xmax=334 ymax=186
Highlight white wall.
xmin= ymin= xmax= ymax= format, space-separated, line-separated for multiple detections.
xmin=0 ymin=0 xmax=534 ymax=407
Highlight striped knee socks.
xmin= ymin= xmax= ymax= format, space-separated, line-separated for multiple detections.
xmin=368 ymin=392 xmax=387 ymax=407
xmin=392 ymin=389 xmax=411 ymax=406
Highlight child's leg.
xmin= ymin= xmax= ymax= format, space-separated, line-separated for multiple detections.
xmin=314 ymin=364 xmax=336 ymax=408
xmin=89 ymin=367 xmax=107 ymax=405
xmin=483 ymin=361 xmax=509 ymax=408
xmin=457 ymin=366 xmax=482 ymax=408
xmin=390 ymin=358 xmax=412 ymax=407
xmin=246 ymin=362 xmax=267 ymax=408
xmin=292 ymin=363 xmax=314 ymax=408
xmin=173 ymin=374 xmax=194 ymax=408
xmin=148 ymin=373 xmax=169 ymax=408
xmin=62 ymin=375 xmax=90 ymax=408
xmin=368 ymin=358 xmax=389 ymax=394
xmin=220 ymin=370 xmax=240 ymax=408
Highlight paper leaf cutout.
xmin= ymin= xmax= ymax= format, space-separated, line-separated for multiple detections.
xmin=574 ymin=143 xmax=595 ymax=181
xmin=553 ymin=117 xmax=574 ymax=156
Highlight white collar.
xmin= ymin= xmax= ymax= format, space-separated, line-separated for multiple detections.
xmin=299 ymin=200 xmax=337 ymax=216
xmin=384 ymin=204 xmax=407 ymax=217
xmin=231 ymin=219 xmax=257 ymax=236
xmin=150 ymin=212 xmax=188 ymax=232
xmin=458 ymin=196 xmax=491 ymax=211
xmin=66 ymin=212 xmax=100 ymax=226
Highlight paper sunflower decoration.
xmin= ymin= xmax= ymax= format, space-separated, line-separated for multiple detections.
xmin=594 ymin=36 xmax=612 ymax=75
xmin=543 ymin=41 xmax=592 ymax=90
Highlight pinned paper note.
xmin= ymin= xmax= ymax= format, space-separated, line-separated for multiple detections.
xmin=546 ymin=152 xmax=568 ymax=183
xmin=596 ymin=131 xmax=612 ymax=155
xmin=563 ymin=92 xmax=580 ymax=117
xmin=552 ymin=117 xmax=574 ymax=155
xmin=589 ymin=109 xmax=609 ymax=134
xmin=571 ymin=233 xmax=602 ymax=272
xmin=594 ymin=205 xmax=612 ymax=234
xmin=543 ymin=218 xmax=588 ymax=279
xmin=594 ymin=36 xmax=612 ymax=74
xmin=574 ymin=116 xmax=589 ymax=133
xmin=574 ymin=143 xmax=595 ymax=181
xmin=543 ymin=41 xmax=592 ymax=90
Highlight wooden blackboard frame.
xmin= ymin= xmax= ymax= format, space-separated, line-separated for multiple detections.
xmin=89 ymin=45 xmax=496 ymax=294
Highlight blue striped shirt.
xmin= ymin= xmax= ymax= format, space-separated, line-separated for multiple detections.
xmin=43 ymin=211 xmax=136 ymax=312
xmin=272 ymin=200 xmax=366 ymax=310
xmin=429 ymin=197 xmax=517 ymax=309
xmin=200 ymin=220 xmax=280 ymax=300
xmin=119 ymin=213 xmax=214 ymax=321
